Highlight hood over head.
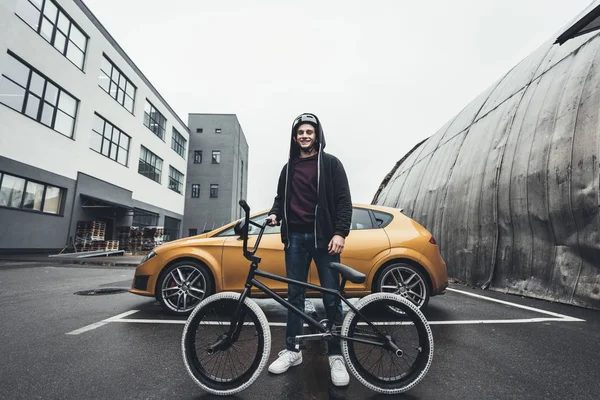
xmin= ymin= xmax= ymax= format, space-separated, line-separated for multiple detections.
xmin=289 ymin=112 xmax=326 ymax=158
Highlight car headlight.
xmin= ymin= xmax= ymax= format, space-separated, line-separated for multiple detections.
xmin=140 ymin=250 xmax=157 ymax=264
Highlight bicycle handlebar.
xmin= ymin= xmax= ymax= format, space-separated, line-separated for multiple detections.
xmin=238 ymin=199 xmax=269 ymax=262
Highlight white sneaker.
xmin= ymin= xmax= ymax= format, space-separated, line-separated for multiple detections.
xmin=268 ymin=349 xmax=303 ymax=374
xmin=329 ymin=355 xmax=349 ymax=386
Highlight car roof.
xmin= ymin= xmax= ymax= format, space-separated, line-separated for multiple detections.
xmin=208 ymin=203 xmax=404 ymax=235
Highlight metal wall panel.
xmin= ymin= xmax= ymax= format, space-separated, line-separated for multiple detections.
xmin=372 ymin=24 xmax=600 ymax=309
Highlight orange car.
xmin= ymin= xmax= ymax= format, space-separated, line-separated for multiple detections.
xmin=130 ymin=203 xmax=448 ymax=315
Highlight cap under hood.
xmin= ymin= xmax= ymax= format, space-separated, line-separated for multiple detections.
xmin=289 ymin=113 xmax=326 ymax=159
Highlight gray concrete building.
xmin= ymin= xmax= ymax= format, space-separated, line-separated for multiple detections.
xmin=183 ymin=114 xmax=248 ymax=236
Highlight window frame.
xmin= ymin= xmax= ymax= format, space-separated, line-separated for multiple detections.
xmin=168 ymin=166 xmax=184 ymax=194
xmin=350 ymin=207 xmax=376 ymax=230
xmin=131 ymin=208 xmax=159 ymax=228
xmin=171 ymin=127 xmax=187 ymax=159
xmin=210 ymin=184 xmax=218 ymax=198
xmin=90 ymin=113 xmax=131 ymax=166
xmin=138 ymin=145 xmax=163 ymax=184
xmin=143 ymin=100 xmax=166 ymax=140
xmin=371 ymin=210 xmax=394 ymax=229
xmin=212 ymin=150 xmax=221 ymax=164
xmin=164 ymin=216 xmax=181 ymax=241
xmin=0 ymin=170 xmax=65 ymax=216
xmin=193 ymin=150 xmax=202 ymax=164
xmin=98 ymin=53 xmax=136 ymax=113
xmin=191 ymin=184 xmax=200 ymax=198
xmin=14 ymin=0 xmax=89 ymax=71
xmin=0 ymin=51 xmax=79 ymax=139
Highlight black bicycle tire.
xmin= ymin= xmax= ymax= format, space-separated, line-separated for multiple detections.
xmin=341 ymin=292 xmax=434 ymax=394
xmin=181 ymin=292 xmax=271 ymax=395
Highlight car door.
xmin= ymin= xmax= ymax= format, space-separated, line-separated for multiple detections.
xmin=219 ymin=212 xmax=286 ymax=294
xmin=310 ymin=207 xmax=390 ymax=292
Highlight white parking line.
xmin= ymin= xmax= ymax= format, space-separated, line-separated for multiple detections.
xmin=66 ymin=310 xmax=140 ymax=335
xmin=110 ymin=316 xmax=577 ymax=326
xmin=446 ymin=288 xmax=585 ymax=321
xmin=67 ymin=288 xmax=585 ymax=334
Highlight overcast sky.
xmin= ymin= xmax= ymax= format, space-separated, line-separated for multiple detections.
xmin=84 ymin=0 xmax=593 ymax=211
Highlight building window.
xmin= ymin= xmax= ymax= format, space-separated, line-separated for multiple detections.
xmin=90 ymin=113 xmax=130 ymax=166
xmin=164 ymin=216 xmax=180 ymax=241
xmin=215 ymin=128 xmax=221 ymax=134
xmin=15 ymin=0 xmax=88 ymax=70
xmin=168 ymin=166 xmax=184 ymax=194
xmin=196 ymin=128 xmax=203 ymax=133
xmin=194 ymin=150 xmax=202 ymax=164
xmin=191 ymin=184 xmax=200 ymax=198
xmin=210 ymin=184 xmax=218 ymax=198
xmin=212 ymin=150 xmax=221 ymax=164
xmin=143 ymin=100 xmax=166 ymax=140
xmin=132 ymin=208 xmax=159 ymax=228
xmin=0 ymin=52 xmax=78 ymax=138
xmin=171 ymin=128 xmax=187 ymax=159
xmin=138 ymin=146 xmax=163 ymax=183
xmin=189 ymin=229 xmax=197 ymax=236
xmin=0 ymin=171 xmax=63 ymax=215
xmin=98 ymin=54 xmax=136 ymax=113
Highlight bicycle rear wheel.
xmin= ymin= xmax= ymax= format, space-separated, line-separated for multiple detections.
xmin=340 ymin=292 xmax=433 ymax=394
xmin=181 ymin=292 xmax=271 ymax=395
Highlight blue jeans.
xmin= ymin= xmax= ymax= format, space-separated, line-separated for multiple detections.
xmin=284 ymin=232 xmax=344 ymax=355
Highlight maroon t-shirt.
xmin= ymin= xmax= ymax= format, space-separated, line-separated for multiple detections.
xmin=288 ymin=153 xmax=318 ymax=231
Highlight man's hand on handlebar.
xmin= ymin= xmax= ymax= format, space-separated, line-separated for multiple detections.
xmin=266 ymin=214 xmax=279 ymax=226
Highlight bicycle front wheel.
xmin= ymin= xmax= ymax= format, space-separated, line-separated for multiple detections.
xmin=341 ymin=292 xmax=434 ymax=394
xmin=181 ymin=292 xmax=271 ymax=396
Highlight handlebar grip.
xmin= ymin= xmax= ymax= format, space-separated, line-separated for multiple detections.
xmin=239 ymin=199 xmax=250 ymax=212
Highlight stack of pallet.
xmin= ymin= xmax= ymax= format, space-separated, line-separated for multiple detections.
xmin=74 ymin=220 xmax=107 ymax=252
xmin=117 ymin=225 xmax=164 ymax=253
xmin=105 ymin=240 xmax=119 ymax=251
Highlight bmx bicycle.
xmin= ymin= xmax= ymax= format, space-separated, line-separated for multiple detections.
xmin=181 ymin=200 xmax=434 ymax=395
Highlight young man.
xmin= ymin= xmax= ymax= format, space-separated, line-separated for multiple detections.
xmin=266 ymin=113 xmax=353 ymax=386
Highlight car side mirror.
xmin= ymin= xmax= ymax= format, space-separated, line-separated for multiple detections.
xmin=233 ymin=218 xmax=248 ymax=240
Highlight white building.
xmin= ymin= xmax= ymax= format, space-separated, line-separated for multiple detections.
xmin=0 ymin=0 xmax=189 ymax=253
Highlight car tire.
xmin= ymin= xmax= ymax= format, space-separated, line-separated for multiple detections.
xmin=375 ymin=262 xmax=430 ymax=311
xmin=156 ymin=260 xmax=214 ymax=316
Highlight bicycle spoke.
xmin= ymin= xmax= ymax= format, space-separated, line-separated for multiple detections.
xmin=343 ymin=296 xmax=432 ymax=391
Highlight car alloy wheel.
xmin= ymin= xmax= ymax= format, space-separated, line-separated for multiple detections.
xmin=377 ymin=262 xmax=429 ymax=310
xmin=157 ymin=261 xmax=212 ymax=315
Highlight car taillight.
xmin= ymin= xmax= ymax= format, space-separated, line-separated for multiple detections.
xmin=429 ymin=236 xmax=437 ymax=245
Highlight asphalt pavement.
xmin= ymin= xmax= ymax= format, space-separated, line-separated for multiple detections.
xmin=0 ymin=260 xmax=598 ymax=400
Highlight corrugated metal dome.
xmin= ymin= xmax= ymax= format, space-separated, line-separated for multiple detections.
xmin=372 ymin=1 xmax=600 ymax=309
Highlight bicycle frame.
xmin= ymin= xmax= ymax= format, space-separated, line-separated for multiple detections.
xmin=224 ymin=200 xmax=401 ymax=352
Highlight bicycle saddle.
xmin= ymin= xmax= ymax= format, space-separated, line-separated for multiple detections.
xmin=329 ymin=262 xmax=366 ymax=284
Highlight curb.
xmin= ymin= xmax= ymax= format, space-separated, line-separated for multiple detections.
xmin=0 ymin=258 xmax=140 ymax=267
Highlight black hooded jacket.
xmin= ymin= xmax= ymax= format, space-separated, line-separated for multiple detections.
xmin=268 ymin=113 xmax=352 ymax=249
